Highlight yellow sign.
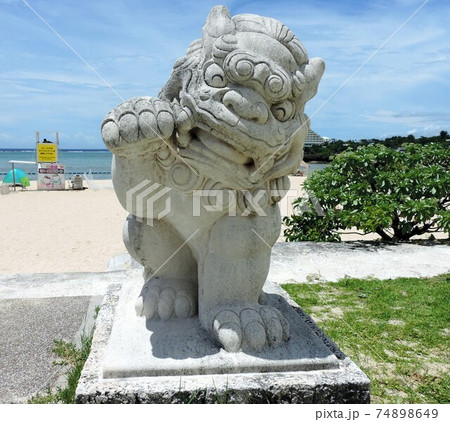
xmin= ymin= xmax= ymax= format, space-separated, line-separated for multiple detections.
xmin=37 ymin=143 xmax=57 ymax=162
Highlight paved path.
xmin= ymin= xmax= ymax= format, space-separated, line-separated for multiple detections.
xmin=0 ymin=242 xmax=448 ymax=403
xmin=0 ymin=270 xmax=141 ymax=404
xmin=269 ymin=241 xmax=450 ymax=283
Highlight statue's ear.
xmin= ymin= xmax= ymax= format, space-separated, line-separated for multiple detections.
xmin=202 ymin=6 xmax=235 ymax=62
xmin=202 ymin=6 xmax=234 ymax=40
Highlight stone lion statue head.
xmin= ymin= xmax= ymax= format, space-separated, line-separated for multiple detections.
xmin=160 ymin=6 xmax=325 ymax=189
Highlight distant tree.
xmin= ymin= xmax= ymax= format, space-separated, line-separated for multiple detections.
xmin=284 ymin=143 xmax=450 ymax=242
xmin=303 ymin=132 xmax=449 ymax=163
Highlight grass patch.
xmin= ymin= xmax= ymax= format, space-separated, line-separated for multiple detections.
xmin=283 ymin=273 xmax=450 ymax=404
xmin=28 ymin=307 xmax=99 ymax=404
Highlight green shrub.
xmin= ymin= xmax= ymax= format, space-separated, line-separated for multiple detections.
xmin=284 ymin=143 xmax=450 ymax=242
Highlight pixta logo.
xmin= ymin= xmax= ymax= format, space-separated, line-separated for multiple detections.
xmin=125 ymin=180 xmax=322 ymax=223
xmin=125 ymin=180 xmax=172 ymax=226
xmin=293 ymin=192 xmax=325 ymax=216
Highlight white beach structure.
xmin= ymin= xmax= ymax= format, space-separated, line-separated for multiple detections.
xmin=304 ymin=129 xmax=326 ymax=147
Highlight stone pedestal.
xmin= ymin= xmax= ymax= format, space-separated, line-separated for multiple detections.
xmin=76 ymin=275 xmax=370 ymax=404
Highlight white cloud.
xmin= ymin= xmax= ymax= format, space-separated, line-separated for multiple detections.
xmin=362 ymin=109 xmax=450 ymax=136
xmin=0 ymin=132 xmax=15 ymax=141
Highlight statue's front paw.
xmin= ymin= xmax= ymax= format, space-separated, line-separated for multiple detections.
xmin=135 ymin=277 xmax=197 ymax=320
xmin=211 ymin=305 xmax=290 ymax=353
xmin=101 ymin=97 xmax=174 ymax=150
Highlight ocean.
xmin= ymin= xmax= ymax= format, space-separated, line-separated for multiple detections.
xmin=0 ymin=148 xmax=328 ymax=181
xmin=0 ymin=149 xmax=113 ymax=180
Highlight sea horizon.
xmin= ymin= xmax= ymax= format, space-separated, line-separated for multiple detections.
xmin=1 ymin=148 xmax=328 ymax=181
xmin=0 ymin=149 xmax=113 ymax=180
xmin=0 ymin=148 xmax=110 ymax=152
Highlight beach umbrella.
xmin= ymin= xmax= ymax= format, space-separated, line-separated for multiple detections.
xmin=2 ymin=168 xmax=30 ymax=187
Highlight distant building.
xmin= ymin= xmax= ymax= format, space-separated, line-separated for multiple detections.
xmin=304 ymin=129 xmax=326 ymax=147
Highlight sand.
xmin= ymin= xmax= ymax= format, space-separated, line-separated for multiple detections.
xmin=0 ymin=180 xmax=128 ymax=274
xmin=2 ymin=175 xmax=442 ymax=275
xmin=1 ymin=177 xmax=311 ymax=274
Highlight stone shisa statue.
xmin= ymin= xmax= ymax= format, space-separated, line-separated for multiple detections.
xmin=101 ymin=6 xmax=324 ymax=353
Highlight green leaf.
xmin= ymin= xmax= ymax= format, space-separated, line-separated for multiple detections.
xmin=284 ymin=143 xmax=449 ymax=242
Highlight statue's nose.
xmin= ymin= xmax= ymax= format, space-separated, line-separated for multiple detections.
xmin=223 ymin=89 xmax=269 ymax=124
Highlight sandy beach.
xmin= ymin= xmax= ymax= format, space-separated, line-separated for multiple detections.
xmin=0 ymin=177 xmax=309 ymax=274
xmin=1 ymin=175 xmax=442 ymax=275
xmin=0 ymin=180 xmax=127 ymax=274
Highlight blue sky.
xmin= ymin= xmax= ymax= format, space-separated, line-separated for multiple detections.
xmin=0 ymin=0 xmax=448 ymax=148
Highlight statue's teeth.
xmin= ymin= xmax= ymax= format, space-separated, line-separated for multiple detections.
xmin=254 ymin=157 xmax=274 ymax=174
xmin=176 ymin=131 xmax=192 ymax=148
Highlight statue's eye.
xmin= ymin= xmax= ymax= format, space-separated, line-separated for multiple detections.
xmin=271 ymin=101 xmax=295 ymax=122
xmin=204 ymin=63 xmax=227 ymax=88
xmin=267 ymin=75 xmax=284 ymax=95
xmin=235 ymin=59 xmax=254 ymax=79
xmin=263 ymin=72 xmax=291 ymax=103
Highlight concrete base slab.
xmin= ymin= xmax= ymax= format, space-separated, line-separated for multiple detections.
xmin=76 ymin=279 xmax=370 ymax=403
xmin=102 ymin=278 xmax=339 ymax=378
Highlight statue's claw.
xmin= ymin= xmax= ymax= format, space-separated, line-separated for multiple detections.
xmin=136 ymin=277 xmax=197 ymax=320
xmin=101 ymin=97 xmax=175 ymax=150
xmin=211 ymin=305 xmax=289 ymax=352
xmin=213 ymin=310 xmax=242 ymax=353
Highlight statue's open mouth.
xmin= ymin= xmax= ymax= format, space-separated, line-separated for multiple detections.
xmin=177 ymin=126 xmax=293 ymax=189
xmin=193 ymin=128 xmax=254 ymax=166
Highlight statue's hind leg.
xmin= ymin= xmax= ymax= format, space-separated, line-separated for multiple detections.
xmin=123 ymin=214 xmax=198 ymax=320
